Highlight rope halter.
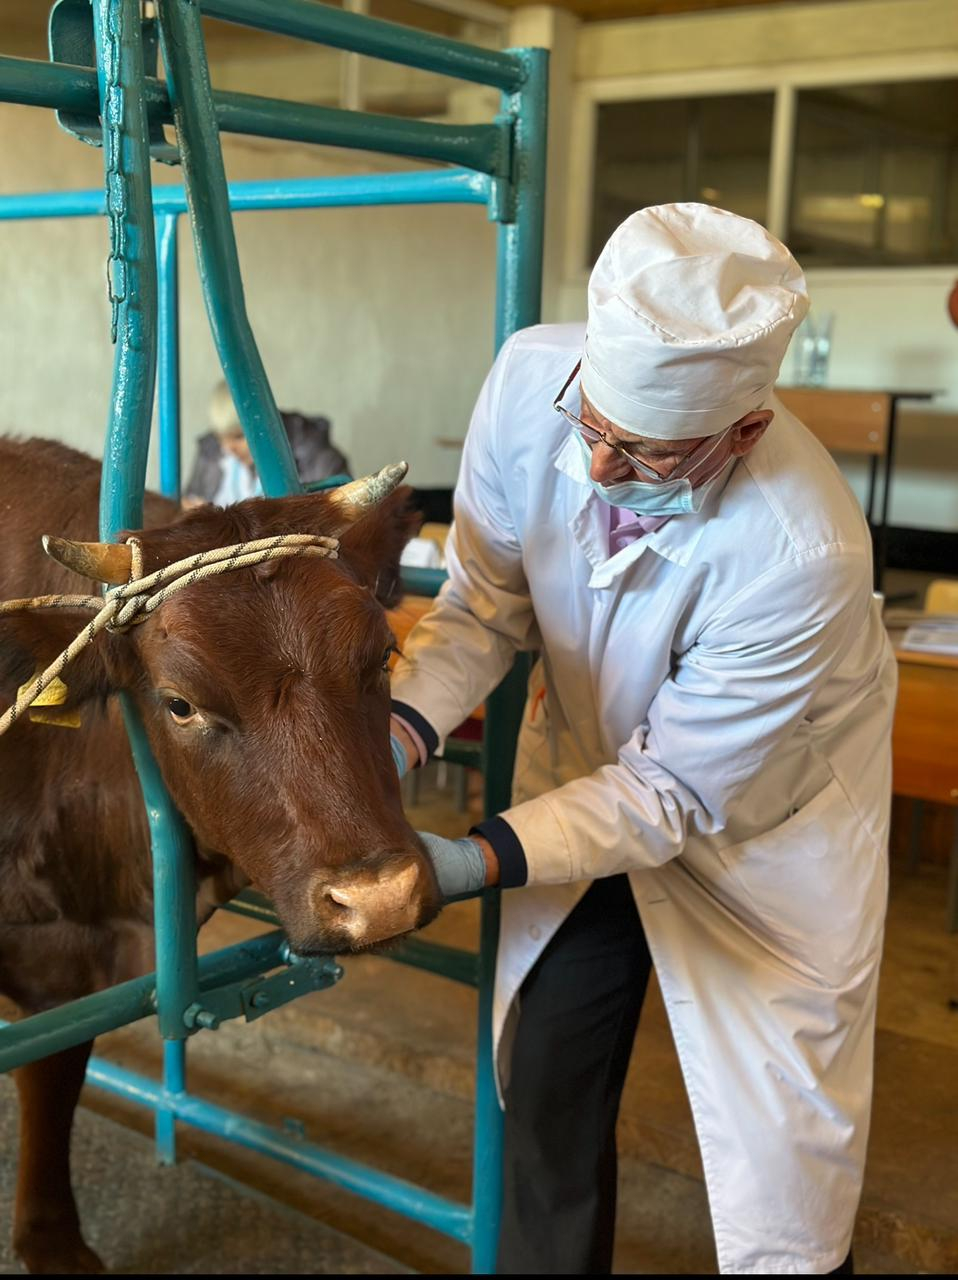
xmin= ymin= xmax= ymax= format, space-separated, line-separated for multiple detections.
xmin=0 ymin=531 xmax=340 ymax=737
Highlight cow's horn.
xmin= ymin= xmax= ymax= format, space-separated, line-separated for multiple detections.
xmin=42 ymin=535 xmax=133 ymax=585
xmin=325 ymin=462 xmax=408 ymax=521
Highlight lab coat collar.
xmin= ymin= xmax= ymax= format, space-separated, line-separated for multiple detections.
xmin=553 ymin=430 xmax=727 ymax=585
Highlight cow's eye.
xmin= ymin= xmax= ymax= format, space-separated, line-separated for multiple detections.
xmin=382 ymin=645 xmax=399 ymax=671
xmin=166 ymin=696 xmax=197 ymax=724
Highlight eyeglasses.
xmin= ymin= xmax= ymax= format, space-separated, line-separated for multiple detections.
xmin=553 ymin=361 xmax=701 ymax=483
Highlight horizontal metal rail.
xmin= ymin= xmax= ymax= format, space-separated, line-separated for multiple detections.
xmin=200 ymin=0 xmax=525 ymax=92
xmin=0 ymin=931 xmax=287 ymax=1075
xmin=0 ymin=56 xmax=507 ymax=175
xmin=386 ymin=936 xmax=479 ymax=987
xmin=0 ymin=169 xmax=490 ymax=221
xmin=400 ymin=565 xmax=448 ymax=598
xmin=84 ymin=1056 xmax=474 ymax=1243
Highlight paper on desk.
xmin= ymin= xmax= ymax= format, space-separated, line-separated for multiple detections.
xmin=900 ymin=617 xmax=958 ymax=657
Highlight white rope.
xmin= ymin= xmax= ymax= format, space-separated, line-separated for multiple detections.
xmin=0 ymin=532 xmax=339 ymax=737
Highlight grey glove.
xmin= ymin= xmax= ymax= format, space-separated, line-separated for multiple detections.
xmin=417 ymin=832 xmax=487 ymax=900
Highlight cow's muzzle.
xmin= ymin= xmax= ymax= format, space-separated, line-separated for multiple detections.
xmin=293 ymin=850 xmax=441 ymax=953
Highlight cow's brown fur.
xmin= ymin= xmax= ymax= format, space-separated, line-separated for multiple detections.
xmin=0 ymin=436 xmax=439 ymax=1272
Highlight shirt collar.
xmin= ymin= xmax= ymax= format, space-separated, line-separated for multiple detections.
xmin=554 ymin=430 xmax=735 ymax=572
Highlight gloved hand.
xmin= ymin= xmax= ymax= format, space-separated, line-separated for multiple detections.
xmin=417 ymin=832 xmax=488 ymax=900
xmin=390 ymin=731 xmax=411 ymax=779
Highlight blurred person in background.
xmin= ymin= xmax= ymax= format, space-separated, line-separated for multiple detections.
xmin=183 ymin=380 xmax=349 ymax=507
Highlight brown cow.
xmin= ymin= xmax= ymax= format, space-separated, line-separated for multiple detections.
xmin=0 ymin=436 xmax=441 ymax=1274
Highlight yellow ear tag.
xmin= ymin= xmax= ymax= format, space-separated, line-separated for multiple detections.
xmin=16 ymin=673 xmax=82 ymax=729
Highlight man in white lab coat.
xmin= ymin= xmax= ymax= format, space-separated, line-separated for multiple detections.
xmin=389 ymin=204 xmax=896 ymax=1275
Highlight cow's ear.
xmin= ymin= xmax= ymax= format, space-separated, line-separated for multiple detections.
xmin=337 ymin=486 xmax=424 ymax=608
xmin=0 ymin=609 xmax=137 ymax=713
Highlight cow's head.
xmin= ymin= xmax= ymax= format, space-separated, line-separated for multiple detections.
xmin=4 ymin=469 xmax=441 ymax=953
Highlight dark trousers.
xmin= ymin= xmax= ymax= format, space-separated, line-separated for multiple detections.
xmin=495 ymin=874 xmax=854 ymax=1276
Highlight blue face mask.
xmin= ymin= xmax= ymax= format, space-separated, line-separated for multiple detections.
xmin=574 ymin=431 xmax=732 ymax=517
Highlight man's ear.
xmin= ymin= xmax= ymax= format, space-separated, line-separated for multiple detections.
xmin=336 ymin=486 xmax=425 ymax=608
xmin=0 ymin=609 xmax=135 ymax=713
xmin=730 ymin=410 xmax=774 ymax=457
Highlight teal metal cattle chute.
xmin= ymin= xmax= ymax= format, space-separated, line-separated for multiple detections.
xmin=0 ymin=0 xmax=547 ymax=1272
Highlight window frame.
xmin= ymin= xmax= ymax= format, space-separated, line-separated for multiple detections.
xmin=567 ymin=49 xmax=958 ymax=286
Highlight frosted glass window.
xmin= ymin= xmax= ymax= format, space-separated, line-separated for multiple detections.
xmin=590 ymin=93 xmax=774 ymax=265
xmin=789 ymin=80 xmax=958 ymax=265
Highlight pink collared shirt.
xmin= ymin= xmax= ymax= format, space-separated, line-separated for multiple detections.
xmin=608 ymin=505 xmax=670 ymax=555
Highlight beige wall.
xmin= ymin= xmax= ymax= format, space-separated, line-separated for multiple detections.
xmin=0 ymin=90 xmax=498 ymax=494
xmin=577 ymin=0 xmax=956 ymax=78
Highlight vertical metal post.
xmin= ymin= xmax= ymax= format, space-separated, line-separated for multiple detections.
xmin=493 ymin=49 xmax=548 ymax=353
xmin=156 ymin=0 xmax=300 ymax=497
xmin=121 ymin=701 xmax=199 ymax=1041
xmin=92 ymin=0 xmax=159 ymax=537
xmin=472 ymin=45 xmax=548 ymax=1276
xmin=156 ymin=1038 xmax=187 ymax=1165
xmin=90 ymin=0 xmax=200 ymax=1049
xmin=156 ymin=211 xmax=182 ymax=501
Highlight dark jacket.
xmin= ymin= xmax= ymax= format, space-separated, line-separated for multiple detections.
xmin=183 ymin=412 xmax=350 ymax=503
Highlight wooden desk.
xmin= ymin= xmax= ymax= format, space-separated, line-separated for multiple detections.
xmin=892 ymin=645 xmax=958 ymax=932
xmin=893 ymin=647 xmax=958 ymax=807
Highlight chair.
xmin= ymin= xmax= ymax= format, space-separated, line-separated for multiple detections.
xmin=925 ymin=579 xmax=958 ymax=616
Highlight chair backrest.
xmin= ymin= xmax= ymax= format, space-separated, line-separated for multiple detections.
xmin=776 ymin=387 xmax=891 ymax=455
xmin=925 ymin=579 xmax=958 ymax=615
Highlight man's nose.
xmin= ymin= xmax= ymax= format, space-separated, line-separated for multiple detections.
xmin=590 ymin=442 xmax=633 ymax=486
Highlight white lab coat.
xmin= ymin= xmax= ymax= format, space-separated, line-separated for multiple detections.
xmin=391 ymin=323 xmax=896 ymax=1274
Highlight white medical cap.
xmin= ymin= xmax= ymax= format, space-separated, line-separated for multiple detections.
xmin=581 ymin=203 xmax=809 ymax=440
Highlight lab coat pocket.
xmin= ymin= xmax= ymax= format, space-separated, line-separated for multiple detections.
xmin=722 ymin=776 xmax=887 ymax=987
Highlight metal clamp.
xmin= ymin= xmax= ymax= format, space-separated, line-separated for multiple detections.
xmin=182 ymin=950 xmax=344 ymax=1033
xmin=487 ymin=112 xmax=516 ymax=224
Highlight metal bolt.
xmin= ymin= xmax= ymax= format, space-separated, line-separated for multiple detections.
xmin=250 ymin=990 xmax=271 ymax=1009
xmin=194 ymin=1007 xmax=220 ymax=1030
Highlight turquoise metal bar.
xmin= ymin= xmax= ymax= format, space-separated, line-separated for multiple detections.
xmin=92 ymin=0 xmax=158 ymax=538
xmin=82 ymin=1057 xmax=475 ymax=1243
xmin=0 ymin=931 xmax=287 ymax=1075
xmin=89 ymin=0 xmax=201 ymax=1047
xmin=156 ymin=1038 xmax=186 ymax=1166
xmin=0 ymin=170 xmax=490 ymax=222
xmin=210 ymin=92 xmax=506 ymax=174
xmin=157 ymin=0 xmax=298 ymax=498
xmin=0 ymin=56 xmax=507 ymax=175
xmin=122 ymin=700 xmax=199 ymax=1041
xmin=441 ymin=740 xmax=483 ymax=770
xmin=200 ymin=0 xmax=524 ymax=92
xmin=388 ymin=937 xmax=479 ymax=988
xmin=468 ymin=46 xmax=548 ymax=1275
xmin=400 ymin=565 xmax=448 ymax=598
xmin=156 ymin=212 xmax=181 ymax=501
xmin=0 ymin=979 xmax=154 ymax=1076
xmin=304 ymin=472 xmax=352 ymax=491
xmin=494 ymin=48 xmax=548 ymax=352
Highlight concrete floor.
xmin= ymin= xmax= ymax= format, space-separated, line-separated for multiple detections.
xmin=1 ymin=771 xmax=956 ymax=1273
